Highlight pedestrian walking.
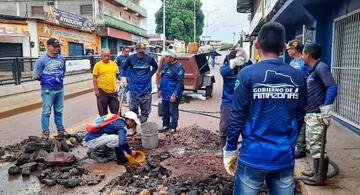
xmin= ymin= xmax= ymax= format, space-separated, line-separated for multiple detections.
xmin=158 ymin=50 xmax=185 ymax=133
xmin=84 ymin=111 xmax=141 ymax=164
xmin=286 ymin=39 xmax=309 ymax=159
xmin=301 ymin=43 xmax=337 ymax=180
xmin=120 ymin=43 xmax=158 ymax=123
xmin=210 ymin=48 xmax=216 ymax=68
xmin=218 ymin=48 xmax=250 ymax=156
xmin=115 ymin=46 xmax=131 ymax=105
xmin=33 ymin=38 xmax=66 ymax=139
xmin=93 ymin=48 xmax=120 ymax=116
xmin=223 ymin=22 xmax=307 ymax=195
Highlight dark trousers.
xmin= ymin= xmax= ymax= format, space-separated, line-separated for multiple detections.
xmin=129 ymin=92 xmax=152 ymax=123
xmin=96 ymin=89 xmax=119 ymax=116
xmin=219 ymin=106 xmax=231 ymax=138
xmin=162 ymin=100 xmax=180 ymax=129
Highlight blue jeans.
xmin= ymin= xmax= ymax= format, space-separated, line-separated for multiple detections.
xmin=162 ymin=99 xmax=180 ymax=129
xmin=233 ymin=164 xmax=295 ymax=195
xmin=41 ymin=88 xmax=64 ymax=134
xmin=211 ymin=56 xmax=216 ymax=67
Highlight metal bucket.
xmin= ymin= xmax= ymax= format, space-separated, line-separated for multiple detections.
xmin=141 ymin=122 xmax=159 ymax=149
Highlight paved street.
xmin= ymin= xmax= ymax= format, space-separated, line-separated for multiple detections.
xmin=0 ymin=59 xmax=224 ymax=147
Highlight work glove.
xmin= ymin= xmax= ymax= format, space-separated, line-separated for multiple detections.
xmin=320 ymin=104 xmax=332 ymax=126
xmin=229 ymin=56 xmax=245 ymax=69
xmin=223 ymin=146 xmax=238 ymax=176
xmin=120 ymin=77 xmax=128 ymax=88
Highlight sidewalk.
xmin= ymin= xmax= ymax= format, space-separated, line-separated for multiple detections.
xmin=0 ymin=74 xmax=93 ymax=119
xmin=295 ymin=120 xmax=360 ymax=195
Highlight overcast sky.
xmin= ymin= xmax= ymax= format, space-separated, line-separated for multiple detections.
xmin=140 ymin=0 xmax=249 ymax=43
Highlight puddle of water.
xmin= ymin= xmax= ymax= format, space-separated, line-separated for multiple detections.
xmin=0 ymin=162 xmax=41 ymax=195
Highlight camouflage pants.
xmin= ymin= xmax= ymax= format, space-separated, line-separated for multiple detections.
xmin=305 ymin=113 xmax=326 ymax=159
xmin=296 ymin=124 xmax=306 ymax=152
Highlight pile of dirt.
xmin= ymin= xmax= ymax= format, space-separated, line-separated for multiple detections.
xmin=166 ymin=125 xmax=220 ymax=151
xmin=4 ymin=133 xmax=105 ymax=188
xmin=100 ymin=125 xmax=233 ymax=194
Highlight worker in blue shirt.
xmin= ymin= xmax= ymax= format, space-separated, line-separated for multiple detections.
xmin=120 ymin=43 xmax=158 ymax=123
xmin=33 ymin=38 xmax=66 ymax=139
xmin=115 ymin=46 xmax=131 ymax=105
xmin=301 ymin=43 xmax=337 ymax=181
xmin=159 ymin=50 xmax=185 ymax=133
xmin=286 ymin=39 xmax=309 ymax=159
xmin=223 ymin=22 xmax=307 ymax=195
xmin=219 ymin=48 xmax=250 ymax=156
xmin=85 ymin=111 xmax=141 ymax=164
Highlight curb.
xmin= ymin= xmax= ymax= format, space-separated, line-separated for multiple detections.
xmin=0 ymin=88 xmax=93 ymax=119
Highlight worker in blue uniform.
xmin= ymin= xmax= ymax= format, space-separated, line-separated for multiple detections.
xmin=219 ymin=48 xmax=251 ymax=156
xmin=223 ymin=22 xmax=307 ymax=195
xmin=159 ymin=50 xmax=185 ymax=133
xmin=120 ymin=43 xmax=158 ymax=124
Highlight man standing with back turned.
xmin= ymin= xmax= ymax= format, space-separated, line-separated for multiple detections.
xmin=223 ymin=22 xmax=307 ymax=194
xmin=120 ymin=43 xmax=158 ymax=123
xmin=33 ymin=38 xmax=66 ymax=139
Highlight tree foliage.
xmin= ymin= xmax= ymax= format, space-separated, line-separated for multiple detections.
xmin=155 ymin=0 xmax=205 ymax=43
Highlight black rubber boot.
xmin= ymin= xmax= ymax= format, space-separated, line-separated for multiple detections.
xmin=319 ymin=156 xmax=329 ymax=179
xmin=115 ymin=147 xmax=128 ymax=165
xmin=216 ymin=136 xmax=227 ymax=158
xmin=90 ymin=146 xmax=113 ymax=163
xmin=302 ymin=158 xmax=319 ymax=177
xmin=303 ymin=157 xmax=329 ymax=186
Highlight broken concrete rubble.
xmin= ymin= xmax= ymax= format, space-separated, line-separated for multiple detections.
xmin=45 ymin=152 xmax=76 ymax=166
xmin=8 ymin=165 xmax=21 ymax=175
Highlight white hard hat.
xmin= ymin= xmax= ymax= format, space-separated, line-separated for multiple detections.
xmin=162 ymin=49 xmax=177 ymax=58
xmin=123 ymin=111 xmax=141 ymax=125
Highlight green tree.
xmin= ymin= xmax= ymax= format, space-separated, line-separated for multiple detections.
xmin=155 ymin=0 xmax=205 ymax=43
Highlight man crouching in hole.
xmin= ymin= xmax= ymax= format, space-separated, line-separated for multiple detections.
xmin=84 ymin=111 xmax=142 ymax=164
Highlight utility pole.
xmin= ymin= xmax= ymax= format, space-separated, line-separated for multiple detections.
xmin=233 ymin=32 xmax=236 ymax=45
xmin=193 ymin=0 xmax=196 ymax=42
xmin=163 ymin=0 xmax=166 ymax=51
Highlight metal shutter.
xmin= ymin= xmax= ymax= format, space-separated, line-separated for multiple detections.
xmin=332 ymin=10 xmax=360 ymax=128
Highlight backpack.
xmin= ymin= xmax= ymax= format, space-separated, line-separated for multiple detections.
xmin=86 ymin=114 xmax=120 ymax=134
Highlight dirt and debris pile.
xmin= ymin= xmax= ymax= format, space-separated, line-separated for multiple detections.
xmin=3 ymin=133 xmax=105 ymax=188
xmin=166 ymin=125 xmax=220 ymax=151
xmin=37 ymin=164 xmax=105 ymax=188
xmin=101 ymin=125 xmax=234 ymax=194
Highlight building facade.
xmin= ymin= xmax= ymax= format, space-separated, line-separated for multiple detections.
xmin=0 ymin=0 xmax=147 ymax=56
xmin=237 ymin=0 xmax=360 ymax=133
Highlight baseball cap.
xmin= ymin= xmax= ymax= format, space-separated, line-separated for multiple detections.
xmin=47 ymin=38 xmax=61 ymax=47
xmin=123 ymin=111 xmax=141 ymax=125
xmin=135 ymin=43 xmax=146 ymax=52
xmin=286 ymin=39 xmax=304 ymax=52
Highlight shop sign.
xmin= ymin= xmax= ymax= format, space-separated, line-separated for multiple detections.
xmin=66 ymin=59 xmax=91 ymax=72
xmin=44 ymin=6 xmax=94 ymax=31
xmin=0 ymin=23 xmax=29 ymax=36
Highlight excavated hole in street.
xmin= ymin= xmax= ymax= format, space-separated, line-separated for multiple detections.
xmin=100 ymin=125 xmax=301 ymax=195
xmin=0 ymin=126 xmax=302 ymax=194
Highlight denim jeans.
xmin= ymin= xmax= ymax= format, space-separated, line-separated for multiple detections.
xmin=162 ymin=99 xmax=180 ymax=129
xmin=41 ymin=88 xmax=64 ymax=134
xmin=233 ymin=164 xmax=295 ymax=195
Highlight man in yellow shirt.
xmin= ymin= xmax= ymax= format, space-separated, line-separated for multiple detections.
xmin=93 ymin=48 xmax=119 ymax=116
